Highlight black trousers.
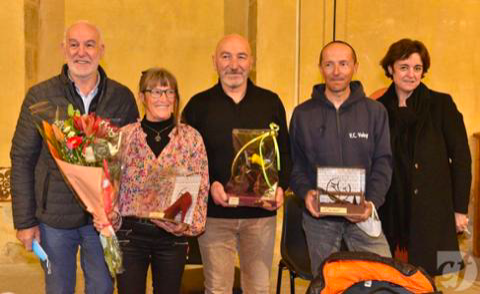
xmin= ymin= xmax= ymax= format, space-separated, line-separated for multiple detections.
xmin=116 ymin=218 xmax=188 ymax=294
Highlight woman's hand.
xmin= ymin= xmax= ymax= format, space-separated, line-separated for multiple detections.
xmin=93 ymin=217 xmax=106 ymax=232
xmin=455 ymin=212 xmax=469 ymax=233
xmin=151 ymin=219 xmax=188 ymax=236
xmin=92 ymin=211 xmax=120 ymax=232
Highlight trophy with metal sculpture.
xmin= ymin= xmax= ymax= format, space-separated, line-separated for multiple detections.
xmin=225 ymin=123 xmax=281 ymax=209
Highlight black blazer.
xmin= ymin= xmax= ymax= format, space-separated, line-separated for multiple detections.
xmin=378 ymin=83 xmax=471 ymax=276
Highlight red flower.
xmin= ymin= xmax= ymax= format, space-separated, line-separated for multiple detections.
xmin=92 ymin=116 xmax=103 ymax=137
xmin=73 ymin=115 xmax=84 ymax=132
xmin=96 ymin=120 xmax=110 ymax=138
xmin=66 ymin=136 xmax=83 ymax=149
xmin=73 ymin=114 xmax=101 ymax=137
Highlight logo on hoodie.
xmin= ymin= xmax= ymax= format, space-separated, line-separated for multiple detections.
xmin=349 ymin=132 xmax=369 ymax=140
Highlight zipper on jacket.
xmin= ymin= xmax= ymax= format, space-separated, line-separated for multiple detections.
xmin=336 ymin=109 xmax=344 ymax=164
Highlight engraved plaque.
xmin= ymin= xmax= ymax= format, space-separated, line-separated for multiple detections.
xmin=316 ymin=167 xmax=365 ymax=216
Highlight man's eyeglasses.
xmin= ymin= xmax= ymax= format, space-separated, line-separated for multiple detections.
xmin=144 ymin=89 xmax=176 ymax=99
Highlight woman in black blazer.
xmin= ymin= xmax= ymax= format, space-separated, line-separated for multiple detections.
xmin=377 ymin=38 xmax=471 ymax=276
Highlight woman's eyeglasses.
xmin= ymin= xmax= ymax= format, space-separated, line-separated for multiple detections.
xmin=144 ymin=89 xmax=176 ymax=99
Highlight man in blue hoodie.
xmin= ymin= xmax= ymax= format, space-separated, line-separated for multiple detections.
xmin=289 ymin=41 xmax=393 ymax=276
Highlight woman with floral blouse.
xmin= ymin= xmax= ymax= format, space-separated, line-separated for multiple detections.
xmin=103 ymin=68 xmax=209 ymax=293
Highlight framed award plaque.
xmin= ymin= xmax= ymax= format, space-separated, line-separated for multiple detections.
xmin=316 ymin=167 xmax=365 ymax=216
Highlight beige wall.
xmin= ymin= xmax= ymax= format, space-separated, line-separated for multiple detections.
xmin=291 ymin=0 xmax=480 ymax=138
xmin=256 ymin=0 xmax=480 ymax=141
xmin=0 ymin=2 xmax=25 ymax=167
xmin=335 ymin=0 xmax=480 ymax=139
xmin=256 ymin=0 xmax=297 ymax=115
xmin=64 ymin=0 xmax=224 ymax=114
xmin=37 ymin=0 xmax=64 ymax=82
xmin=0 ymin=1 xmax=25 ymax=263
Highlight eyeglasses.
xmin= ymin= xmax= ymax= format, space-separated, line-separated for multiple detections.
xmin=144 ymin=88 xmax=176 ymax=99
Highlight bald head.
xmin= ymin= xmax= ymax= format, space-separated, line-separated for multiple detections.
xmin=215 ymin=34 xmax=252 ymax=56
xmin=213 ymin=34 xmax=253 ymax=93
xmin=64 ymin=21 xmax=103 ymax=45
xmin=319 ymin=40 xmax=357 ymax=66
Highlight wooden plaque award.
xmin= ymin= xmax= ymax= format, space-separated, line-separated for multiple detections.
xmin=316 ymin=167 xmax=365 ymax=216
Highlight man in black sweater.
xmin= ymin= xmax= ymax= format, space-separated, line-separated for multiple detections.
xmin=183 ymin=34 xmax=291 ymax=293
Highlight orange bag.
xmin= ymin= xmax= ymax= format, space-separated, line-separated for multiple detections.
xmin=308 ymin=252 xmax=438 ymax=294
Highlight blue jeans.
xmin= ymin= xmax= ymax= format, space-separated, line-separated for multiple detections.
xmin=39 ymin=223 xmax=113 ymax=294
xmin=303 ymin=212 xmax=391 ymax=277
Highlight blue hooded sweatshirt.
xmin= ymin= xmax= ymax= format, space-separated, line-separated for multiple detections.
xmin=289 ymin=81 xmax=392 ymax=209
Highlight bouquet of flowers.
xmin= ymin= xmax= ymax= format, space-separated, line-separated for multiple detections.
xmin=225 ymin=123 xmax=281 ymax=207
xmin=30 ymin=101 xmax=123 ymax=277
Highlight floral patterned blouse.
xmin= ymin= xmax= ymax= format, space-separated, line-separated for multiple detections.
xmin=116 ymin=121 xmax=209 ymax=236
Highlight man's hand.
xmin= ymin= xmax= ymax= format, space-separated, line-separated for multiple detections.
xmin=16 ymin=226 xmax=41 ymax=251
xmin=346 ymin=201 xmax=373 ymax=223
xmin=264 ymin=187 xmax=284 ymax=211
xmin=455 ymin=212 xmax=469 ymax=233
xmin=151 ymin=219 xmax=188 ymax=236
xmin=305 ymin=190 xmax=320 ymax=217
xmin=210 ymin=181 xmax=230 ymax=207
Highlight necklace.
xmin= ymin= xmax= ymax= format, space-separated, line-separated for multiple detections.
xmin=142 ymin=122 xmax=173 ymax=142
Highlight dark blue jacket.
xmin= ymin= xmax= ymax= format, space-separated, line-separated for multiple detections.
xmin=289 ymin=81 xmax=392 ymax=209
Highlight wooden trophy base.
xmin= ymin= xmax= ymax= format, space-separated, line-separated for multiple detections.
xmin=227 ymin=193 xmax=276 ymax=209
xmin=135 ymin=212 xmax=186 ymax=225
xmin=317 ymin=203 xmax=365 ymax=217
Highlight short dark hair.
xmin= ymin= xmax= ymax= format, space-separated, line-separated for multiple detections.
xmin=139 ymin=67 xmax=180 ymax=121
xmin=380 ymin=38 xmax=430 ymax=79
xmin=319 ymin=40 xmax=357 ymax=65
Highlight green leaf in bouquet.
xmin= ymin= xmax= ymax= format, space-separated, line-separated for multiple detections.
xmin=100 ymin=233 xmax=124 ymax=277
xmin=67 ymin=104 xmax=74 ymax=117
